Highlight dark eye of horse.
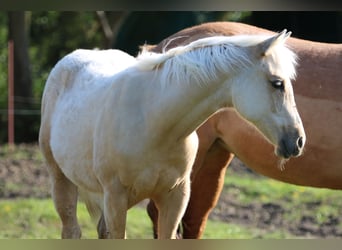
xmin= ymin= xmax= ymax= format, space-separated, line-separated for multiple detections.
xmin=271 ymin=80 xmax=284 ymax=91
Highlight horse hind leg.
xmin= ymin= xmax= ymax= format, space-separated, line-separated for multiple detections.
xmin=97 ymin=213 xmax=107 ymax=239
xmin=182 ymin=143 xmax=233 ymax=238
xmin=52 ymin=172 xmax=81 ymax=238
xmin=40 ymin=136 xmax=81 ymax=238
xmin=44 ymin=157 xmax=81 ymax=239
xmin=83 ymin=200 xmax=107 ymax=239
xmin=146 ymin=200 xmax=159 ymax=238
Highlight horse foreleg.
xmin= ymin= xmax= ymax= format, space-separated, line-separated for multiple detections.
xmin=156 ymin=179 xmax=190 ymax=239
xmin=102 ymin=178 xmax=128 ymax=239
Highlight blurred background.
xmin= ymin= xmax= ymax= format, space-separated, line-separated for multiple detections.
xmin=1 ymin=11 xmax=342 ymax=239
xmin=0 ymin=11 xmax=341 ymax=144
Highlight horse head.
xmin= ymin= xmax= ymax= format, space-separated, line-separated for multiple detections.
xmin=229 ymin=30 xmax=306 ymax=160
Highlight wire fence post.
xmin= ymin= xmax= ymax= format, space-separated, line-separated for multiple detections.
xmin=8 ymin=40 xmax=14 ymax=146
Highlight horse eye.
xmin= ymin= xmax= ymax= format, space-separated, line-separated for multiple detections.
xmin=270 ymin=80 xmax=284 ymax=91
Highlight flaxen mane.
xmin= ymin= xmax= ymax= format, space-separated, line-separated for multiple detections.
xmin=136 ymin=35 xmax=297 ymax=88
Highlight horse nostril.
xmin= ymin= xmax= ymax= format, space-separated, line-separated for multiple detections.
xmin=297 ymin=136 xmax=304 ymax=149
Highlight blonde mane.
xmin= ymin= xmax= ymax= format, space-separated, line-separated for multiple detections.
xmin=136 ymin=35 xmax=297 ymax=88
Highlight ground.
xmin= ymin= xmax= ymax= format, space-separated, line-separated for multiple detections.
xmin=0 ymin=144 xmax=341 ymax=238
xmin=211 ymin=159 xmax=342 ymax=238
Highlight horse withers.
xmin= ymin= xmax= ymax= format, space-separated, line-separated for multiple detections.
xmin=39 ymin=31 xmax=304 ymax=238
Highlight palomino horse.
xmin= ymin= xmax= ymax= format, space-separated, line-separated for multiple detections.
xmin=39 ymin=31 xmax=305 ymax=239
xmin=146 ymin=21 xmax=342 ymax=238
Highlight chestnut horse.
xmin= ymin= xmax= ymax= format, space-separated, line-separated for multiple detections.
xmin=39 ymin=32 xmax=305 ymax=238
xmin=146 ymin=21 xmax=342 ymax=238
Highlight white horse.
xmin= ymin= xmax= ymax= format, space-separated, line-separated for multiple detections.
xmin=39 ymin=30 xmax=305 ymax=239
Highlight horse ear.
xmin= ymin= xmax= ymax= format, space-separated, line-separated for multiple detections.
xmin=259 ymin=29 xmax=291 ymax=56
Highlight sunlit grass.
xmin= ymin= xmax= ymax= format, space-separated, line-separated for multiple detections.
xmin=0 ymin=161 xmax=341 ymax=239
xmin=0 ymin=199 xmax=155 ymax=239
xmin=0 ymin=198 xmax=266 ymax=239
xmin=1 ymin=183 xmax=340 ymax=239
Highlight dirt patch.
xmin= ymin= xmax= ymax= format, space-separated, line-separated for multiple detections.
xmin=0 ymin=144 xmax=50 ymax=199
xmin=1 ymin=144 xmax=341 ymax=238
xmin=211 ymin=159 xmax=342 ymax=238
xmin=210 ymin=188 xmax=342 ymax=238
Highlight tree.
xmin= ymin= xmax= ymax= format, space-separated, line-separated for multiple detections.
xmin=96 ymin=11 xmax=130 ymax=49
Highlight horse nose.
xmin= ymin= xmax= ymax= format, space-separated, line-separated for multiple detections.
xmin=297 ymin=136 xmax=304 ymax=150
xmin=291 ymin=135 xmax=305 ymax=157
xmin=290 ymin=135 xmax=304 ymax=157
xmin=277 ymin=134 xmax=305 ymax=159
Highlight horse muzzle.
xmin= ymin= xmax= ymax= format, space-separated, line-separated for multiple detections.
xmin=276 ymin=133 xmax=305 ymax=159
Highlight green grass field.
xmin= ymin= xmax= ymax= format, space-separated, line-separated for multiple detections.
xmin=0 ymin=198 xmax=276 ymax=239
xmin=0 ymin=198 xmax=258 ymax=239
xmin=1 ymin=172 xmax=341 ymax=239
xmin=1 ymin=144 xmax=341 ymax=239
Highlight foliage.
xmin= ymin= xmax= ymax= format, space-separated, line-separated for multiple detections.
xmin=0 ymin=13 xmax=8 ymax=142
xmin=29 ymin=12 xmax=104 ymax=96
xmin=0 ymin=11 xmax=107 ymax=143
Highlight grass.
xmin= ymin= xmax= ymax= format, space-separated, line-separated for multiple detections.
xmin=0 ymin=198 xmax=250 ymax=239
xmin=0 ymin=198 xmax=249 ymax=239
xmin=1 ymin=173 xmax=341 ymax=239
xmin=223 ymin=173 xmax=342 ymax=228
xmin=1 ymin=144 xmax=341 ymax=239
xmin=0 ymin=144 xmax=43 ymax=161
xmin=0 ymin=198 xmax=146 ymax=239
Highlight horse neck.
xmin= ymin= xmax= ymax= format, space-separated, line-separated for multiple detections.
xmin=148 ymin=71 xmax=233 ymax=142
